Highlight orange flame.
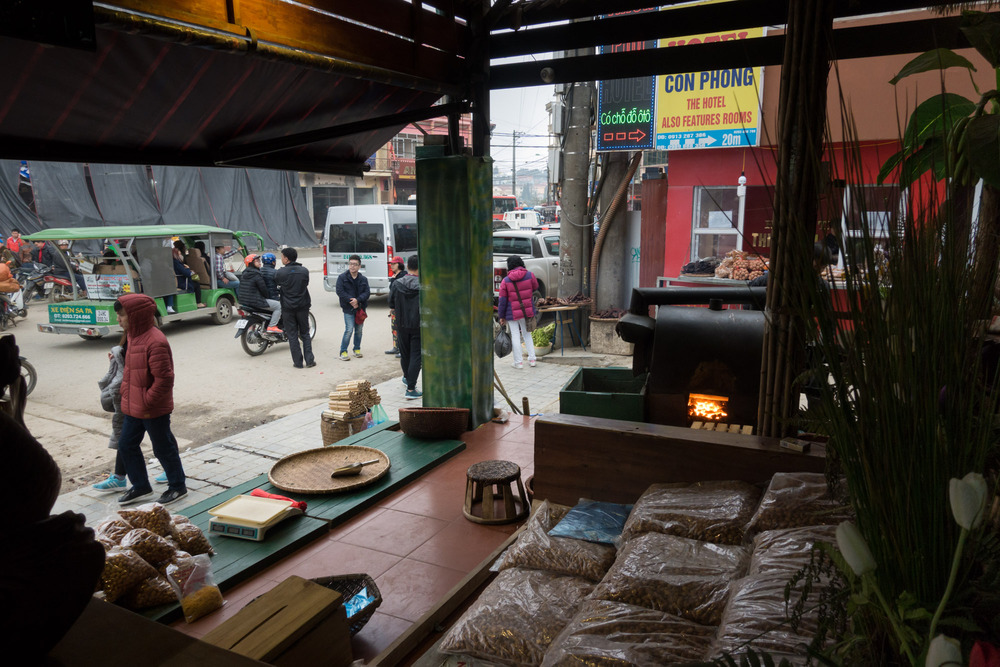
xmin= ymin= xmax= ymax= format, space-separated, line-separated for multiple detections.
xmin=688 ymin=393 xmax=729 ymax=421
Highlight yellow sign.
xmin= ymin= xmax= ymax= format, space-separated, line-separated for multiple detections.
xmin=655 ymin=19 xmax=764 ymax=150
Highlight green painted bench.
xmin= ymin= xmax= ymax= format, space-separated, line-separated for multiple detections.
xmin=144 ymin=422 xmax=465 ymax=623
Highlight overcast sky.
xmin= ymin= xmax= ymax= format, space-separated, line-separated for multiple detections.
xmin=488 ymin=52 xmax=557 ymax=178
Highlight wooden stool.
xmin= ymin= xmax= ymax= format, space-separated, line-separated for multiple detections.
xmin=463 ymin=460 xmax=529 ymax=525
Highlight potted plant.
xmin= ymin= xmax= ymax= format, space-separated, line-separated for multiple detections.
xmin=530 ymin=323 xmax=556 ymax=357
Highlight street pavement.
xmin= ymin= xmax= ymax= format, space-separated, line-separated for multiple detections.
xmin=49 ymin=346 xmax=626 ymax=526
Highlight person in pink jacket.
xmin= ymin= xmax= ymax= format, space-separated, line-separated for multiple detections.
xmin=497 ymin=255 xmax=539 ymax=369
xmin=113 ymin=293 xmax=187 ymax=506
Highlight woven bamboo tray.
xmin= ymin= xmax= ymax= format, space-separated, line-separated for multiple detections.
xmin=268 ymin=445 xmax=390 ymax=494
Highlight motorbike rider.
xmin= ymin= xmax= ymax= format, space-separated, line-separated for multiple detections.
xmin=237 ymin=254 xmax=282 ymax=333
xmin=0 ymin=261 xmax=24 ymax=315
xmin=260 ymin=253 xmax=279 ymax=300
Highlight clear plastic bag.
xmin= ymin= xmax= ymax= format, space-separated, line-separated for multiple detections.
xmin=119 ymin=575 xmax=178 ymax=610
xmin=747 ymin=525 xmax=838 ymax=576
xmin=548 ymin=498 xmax=632 ymax=545
xmin=95 ymin=516 xmax=134 ymax=544
xmin=439 ymin=567 xmax=595 ymax=666
xmin=708 ymin=571 xmax=828 ymax=664
xmin=363 ymin=410 xmax=374 ymax=429
xmin=119 ymin=527 xmax=176 ymax=567
xmin=620 ymin=480 xmax=761 ymax=546
xmin=170 ymin=516 xmax=214 ymax=556
xmin=166 ymin=553 xmax=224 ymax=623
xmin=541 ymin=599 xmax=716 ymax=667
xmin=589 ymin=532 xmax=748 ymax=626
xmin=100 ymin=547 xmax=159 ymax=603
xmin=118 ymin=502 xmax=173 ymax=537
xmin=498 ymin=500 xmax=616 ymax=582
xmin=745 ymin=472 xmax=851 ymax=534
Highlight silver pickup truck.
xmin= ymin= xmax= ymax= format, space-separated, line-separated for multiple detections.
xmin=492 ymin=227 xmax=561 ymax=298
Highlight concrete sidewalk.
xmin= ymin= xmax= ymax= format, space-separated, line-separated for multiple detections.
xmin=50 ymin=347 xmax=625 ymax=526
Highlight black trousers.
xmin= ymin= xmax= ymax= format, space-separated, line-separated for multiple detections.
xmin=283 ymin=307 xmax=314 ymax=367
xmin=397 ymin=326 xmax=421 ymax=390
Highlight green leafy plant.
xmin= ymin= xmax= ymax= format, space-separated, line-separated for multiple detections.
xmin=531 ymin=322 xmax=555 ymax=348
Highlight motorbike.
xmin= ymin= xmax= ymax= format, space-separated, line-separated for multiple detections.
xmin=14 ymin=263 xmax=73 ymax=303
xmin=234 ymin=308 xmax=316 ymax=356
xmin=1 ymin=355 xmax=35 ymax=398
xmin=0 ymin=288 xmax=27 ymax=331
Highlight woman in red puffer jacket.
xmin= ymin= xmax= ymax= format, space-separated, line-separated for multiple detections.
xmin=497 ymin=255 xmax=539 ymax=369
xmin=113 ymin=293 xmax=188 ymax=507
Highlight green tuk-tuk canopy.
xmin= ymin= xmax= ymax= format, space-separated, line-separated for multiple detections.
xmin=24 ymin=225 xmax=235 ymax=241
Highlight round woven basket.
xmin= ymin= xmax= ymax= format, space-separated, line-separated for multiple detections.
xmin=268 ymin=445 xmax=390 ymax=494
xmin=398 ymin=407 xmax=469 ymax=439
xmin=320 ymin=416 xmax=351 ymax=446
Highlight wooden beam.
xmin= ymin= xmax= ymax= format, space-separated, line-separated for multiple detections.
xmin=216 ymin=101 xmax=471 ymax=164
xmin=490 ymin=15 xmax=968 ymax=89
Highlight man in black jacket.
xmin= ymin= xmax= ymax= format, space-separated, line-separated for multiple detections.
xmin=388 ymin=255 xmax=421 ymax=399
xmin=275 ymin=247 xmax=315 ymax=369
xmin=237 ymin=254 xmax=282 ymax=332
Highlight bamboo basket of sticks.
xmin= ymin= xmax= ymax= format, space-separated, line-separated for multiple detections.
xmin=321 ymin=379 xmax=382 ymax=445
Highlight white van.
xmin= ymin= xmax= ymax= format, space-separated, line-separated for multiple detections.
xmin=322 ymin=204 xmax=417 ymax=295
xmin=502 ymin=209 xmax=541 ymax=230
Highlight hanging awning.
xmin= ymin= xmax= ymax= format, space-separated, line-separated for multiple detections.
xmin=0 ymin=1 xmax=472 ymax=174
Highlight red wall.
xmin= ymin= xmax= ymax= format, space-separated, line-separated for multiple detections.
xmin=660 ymin=140 xmax=905 ymax=278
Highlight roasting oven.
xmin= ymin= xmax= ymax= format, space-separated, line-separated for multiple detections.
xmin=617 ymin=287 xmax=767 ymax=429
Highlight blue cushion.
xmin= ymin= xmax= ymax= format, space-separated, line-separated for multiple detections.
xmin=548 ymin=499 xmax=633 ymax=544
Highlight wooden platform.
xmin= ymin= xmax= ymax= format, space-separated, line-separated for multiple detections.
xmin=142 ymin=422 xmax=466 ymax=624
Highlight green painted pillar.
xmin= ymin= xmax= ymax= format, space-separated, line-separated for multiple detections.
xmin=415 ymin=152 xmax=494 ymax=427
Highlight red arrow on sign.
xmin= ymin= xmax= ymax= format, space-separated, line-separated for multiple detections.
xmin=629 ymin=129 xmax=647 ymax=141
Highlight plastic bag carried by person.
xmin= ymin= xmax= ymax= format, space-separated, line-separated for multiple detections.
xmin=495 ymin=323 xmax=512 ymax=358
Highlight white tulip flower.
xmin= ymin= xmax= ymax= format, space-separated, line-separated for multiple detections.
xmin=949 ymin=472 xmax=988 ymax=530
xmin=925 ymin=634 xmax=962 ymax=666
xmin=835 ymin=521 xmax=877 ymax=576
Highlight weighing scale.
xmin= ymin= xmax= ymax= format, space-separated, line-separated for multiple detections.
xmin=207 ymin=494 xmax=304 ymax=541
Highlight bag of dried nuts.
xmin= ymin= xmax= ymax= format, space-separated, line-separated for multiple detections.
xmin=497 ymin=500 xmax=616 ymax=582
xmin=747 ymin=524 xmax=838 ymax=576
xmin=589 ymin=533 xmax=748 ymax=626
xmin=542 ymin=599 xmax=716 ymax=666
xmin=166 ymin=553 xmax=224 ymax=623
xmin=119 ymin=527 xmax=177 ymax=567
xmin=119 ymin=502 xmax=173 ymax=537
xmin=119 ymin=574 xmax=178 ymax=610
xmin=620 ymin=481 xmax=761 ymax=546
xmin=439 ymin=568 xmax=595 ymax=666
xmin=95 ymin=517 xmax=134 ymax=544
xmin=100 ymin=547 xmax=159 ymax=603
xmin=171 ymin=515 xmax=214 ymax=556
xmin=744 ymin=472 xmax=851 ymax=534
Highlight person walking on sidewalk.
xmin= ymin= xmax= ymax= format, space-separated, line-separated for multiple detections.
xmin=113 ymin=293 xmax=187 ymax=506
xmin=385 ymin=256 xmax=405 ymax=357
xmin=275 ymin=247 xmax=315 ymax=369
xmin=335 ymin=254 xmax=369 ymax=361
xmin=389 ymin=255 xmax=421 ymax=400
xmin=497 ymin=255 xmax=539 ymax=369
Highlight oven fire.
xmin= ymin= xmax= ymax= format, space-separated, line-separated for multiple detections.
xmin=688 ymin=393 xmax=729 ymax=421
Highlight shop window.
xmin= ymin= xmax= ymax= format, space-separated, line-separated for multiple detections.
xmin=838 ymin=185 xmax=903 ymax=270
xmin=692 ymin=187 xmax=740 ymax=260
xmin=354 ymin=187 xmax=375 ymax=205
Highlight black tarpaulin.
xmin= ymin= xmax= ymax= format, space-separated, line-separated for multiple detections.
xmin=153 ymin=166 xmax=215 ymax=229
xmin=89 ymin=164 xmax=162 ymax=226
xmin=198 ymin=167 xmax=264 ymax=239
xmin=0 ymin=160 xmax=42 ymax=237
xmin=30 ymin=162 xmax=105 ymax=228
xmin=244 ymin=169 xmax=317 ymax=247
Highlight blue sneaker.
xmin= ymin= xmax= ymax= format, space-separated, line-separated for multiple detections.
xmin=401 ymin=377 xmax=408 ymax=387
xmin=404 ymin=389 xmax=422 ymax=400
xmin=154 ymin=472 xmax=168 ymax=484
xmin=93 ymin=474 xmax=126 ymax=493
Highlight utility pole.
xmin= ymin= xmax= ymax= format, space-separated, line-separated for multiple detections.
xmin=559 ymin=72 xmax=594 ymax=299
xmin=511 ymin=130 xmax=518 ymax=197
